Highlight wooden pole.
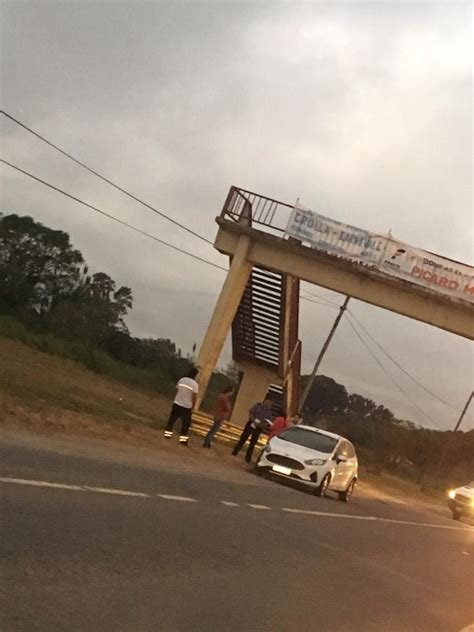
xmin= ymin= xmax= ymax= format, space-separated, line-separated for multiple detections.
xmin=299 ymin=296 xmax=350 ymax=413
xmin=428 ymin=390 xmax=474 ymax=487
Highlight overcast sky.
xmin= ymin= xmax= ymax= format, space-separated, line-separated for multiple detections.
xmin=1 ymin=1 xmax=472 ymax=430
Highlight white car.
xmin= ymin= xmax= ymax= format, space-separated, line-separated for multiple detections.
xmin=256 ymin=425 xmax=358 ymax=501
xmin=447 ymin=482 xmax=474 ymax=521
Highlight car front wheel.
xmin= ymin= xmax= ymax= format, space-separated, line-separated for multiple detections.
xmin=315 ymin=473 xmax=331 ymax=497
xmin=452 ymin=509 xmax=462 ymax=521
xmin=339 ymin=478 xmax=356 ymax=503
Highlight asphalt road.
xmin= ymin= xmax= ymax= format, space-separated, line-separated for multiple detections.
xmin=1 ymin=432 xmax=473 ymax=632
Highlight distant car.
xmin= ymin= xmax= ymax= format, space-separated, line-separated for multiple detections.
xmin=255 ymin=425 xmax=358 ymax=501
xmin=447 ymin=482 xmax=474 ymax=521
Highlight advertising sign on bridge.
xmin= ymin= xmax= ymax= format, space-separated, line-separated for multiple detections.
xmin=285 ymin=205 xmax=473 ymax=303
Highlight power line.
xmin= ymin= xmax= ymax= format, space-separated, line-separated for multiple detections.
xmin=1 ymin=159 xmax=227 ymax=272
xmin=301 ymin=288 xmax=340 ymax=306
xmin=0 ymin=158 xmax=361 ymax=305
xmin=344 ymin=313 xmax=445 ymax=430
xmin=0 ymin=163 xmax=464 ymax=431
xmin=0 ymin=109 xmax=213 ymax=245
xmin=1 ymin=116 xmax=464 ymax=425
xmin=300 ymin=296 xmax=350 ymax=411
xmin=302 ymin=290 xmax=468 ymax=420
xmin=300 ymin=294 xmax=339 ymax=309
xmin=2 ymin=124 xmax=464 ymax=421
xmin=346 ymin=309 xmax=467 ymax=415
xmin=300 ymin=294 xmax=441 ymax=426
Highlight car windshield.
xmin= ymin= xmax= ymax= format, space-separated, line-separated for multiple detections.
xmin=277 ymin=427 xmax=338 ymax=454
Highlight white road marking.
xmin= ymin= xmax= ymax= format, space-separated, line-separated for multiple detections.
xmin=376 ymin=516 xmax=474 ymax=531
xmin=1 ymin=476 xmax=472 ymax=532
xmin=282 ymin=508 xmax=377 ymax=520
xmin=0 ymin=477 xmax=84 ymax=491
xmin=282 ymin=507 xmax=473 ymax=531
xmin=84 ymin=486 xmax=149 ymax=497
xmin=158 ymin=493 xmax=197 ymax=503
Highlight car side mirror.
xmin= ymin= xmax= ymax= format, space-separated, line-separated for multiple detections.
xmin=336 ymin=455 xmax=348 ymax=464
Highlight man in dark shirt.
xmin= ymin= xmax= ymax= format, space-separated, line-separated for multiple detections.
xmin=231 ymin=398 xmax=273 ymax=463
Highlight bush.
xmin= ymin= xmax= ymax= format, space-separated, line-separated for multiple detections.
xmin=0 ymin=315 xmax=175 ymax=397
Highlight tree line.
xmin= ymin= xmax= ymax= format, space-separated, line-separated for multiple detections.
xmin=302 ymin=375 xmax=473 ymax=487
xmin=1 ymin=213 xmax=471 ymax=487
xmin=0 ymin=213 xmax=206 ymax=390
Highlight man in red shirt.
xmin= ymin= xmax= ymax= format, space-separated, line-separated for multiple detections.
xmin=268 ymin=409 xmax=289 ymax=439
xmin=268 ymin=412 xmax=302 ymax=439
xmin=203 ymin=386 xmax=234 ymax=448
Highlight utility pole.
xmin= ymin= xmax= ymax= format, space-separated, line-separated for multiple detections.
xmin=452 ymin=390 xmax=473 ymax=432
xmin=299 ymin=295 xmax=350 ymax=414
xmin=430 ymin=390 xmax=474 ymax=486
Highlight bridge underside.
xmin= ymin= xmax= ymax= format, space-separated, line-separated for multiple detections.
xmin=215 ymin=218 xmax=473 ymax=340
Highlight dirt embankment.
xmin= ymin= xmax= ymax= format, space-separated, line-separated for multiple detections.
xmin=0 ymin=336 xmax=171 ymax=442
xmin=0 ymin=337 xmax=256 ymax=483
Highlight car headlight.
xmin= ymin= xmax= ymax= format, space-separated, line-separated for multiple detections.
xmin=448 ymin=490 xmax=456 ymax=499
xmin=304 ymin=458 xmax=327 ymax=466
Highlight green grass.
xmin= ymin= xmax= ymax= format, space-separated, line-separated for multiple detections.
xmin=0 ymin=315 xmax=176 ymax=398
xmin=0 ymin=316 xmax=232 ymax=415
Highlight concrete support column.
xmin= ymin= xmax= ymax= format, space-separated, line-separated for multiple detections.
xmin=281 ymin=274 xmax=300 ymax=418
xmin=284 ymin=341 xmax=301 ymax=418
xmin=195 ymin=235 xmax=253 ymax=410
xmin=230 ymin=362 xmax=280 ymax=427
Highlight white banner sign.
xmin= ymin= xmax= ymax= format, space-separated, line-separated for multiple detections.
xmin=380 ymin=240 xmax=474 ymax=302
xmin=285 ymin=205 xmax=474 ymax=303
xmin=285 ymin=206 xmax=386 ymax=265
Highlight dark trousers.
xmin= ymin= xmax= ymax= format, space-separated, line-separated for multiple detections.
xmin=232 ymin=420 xmax=262 ymax=463
xmin=165 ymin=404 xmax=192 ymax=442
xmin=203 ymin=418 xmax=223 ymax=447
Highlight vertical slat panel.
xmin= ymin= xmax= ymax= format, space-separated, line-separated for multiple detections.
xmin=223 ymin=188 xmax=301 ymax=415
xmin=232 ymin=266 xmax=284 ymax=370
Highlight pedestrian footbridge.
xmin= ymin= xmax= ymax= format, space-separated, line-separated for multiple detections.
xmin=197 ymin=187 xmax=473 ymax=423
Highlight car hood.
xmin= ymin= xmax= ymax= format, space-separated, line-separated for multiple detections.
xmin=455 ymin=485 xmax=474 ymax=498
xmin=269 ymin=435 xmax=333 ymax=462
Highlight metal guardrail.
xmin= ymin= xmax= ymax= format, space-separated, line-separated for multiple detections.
xmin=221 ymin=186 xmax=294 ymax=234
xmin=192 ymin=411 xmax=268 ymax=448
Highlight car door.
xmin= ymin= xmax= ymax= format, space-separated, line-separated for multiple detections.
xmin=344 ymin=441 xmax=357 ymax=486
xmin=331 ymin=441 xmax=348 ymax=490
xmin=334 ymin=440 xmax=356 ymax=490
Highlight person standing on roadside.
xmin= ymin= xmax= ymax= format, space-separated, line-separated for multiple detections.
xmin=163 ymin=367 xmax=199 ymax=446
xmin=203 ymin=385 xmax=234 ymax=448
xmin=268 ymin=409 xmax=289 ymax=439
xmin=232 ymin=398 xmax=274 ymax=463
xmin=268 ymin=412 xmax=302 ymax=439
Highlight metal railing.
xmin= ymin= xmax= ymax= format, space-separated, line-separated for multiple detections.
xmin=221 ymin=186 xmax=295 ymax=234
xmin=192 ymin=410 xmax=268 ymax=448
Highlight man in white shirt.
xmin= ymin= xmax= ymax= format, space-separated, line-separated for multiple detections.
xmin=163 ymin=367 xmax=199 ymax=445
